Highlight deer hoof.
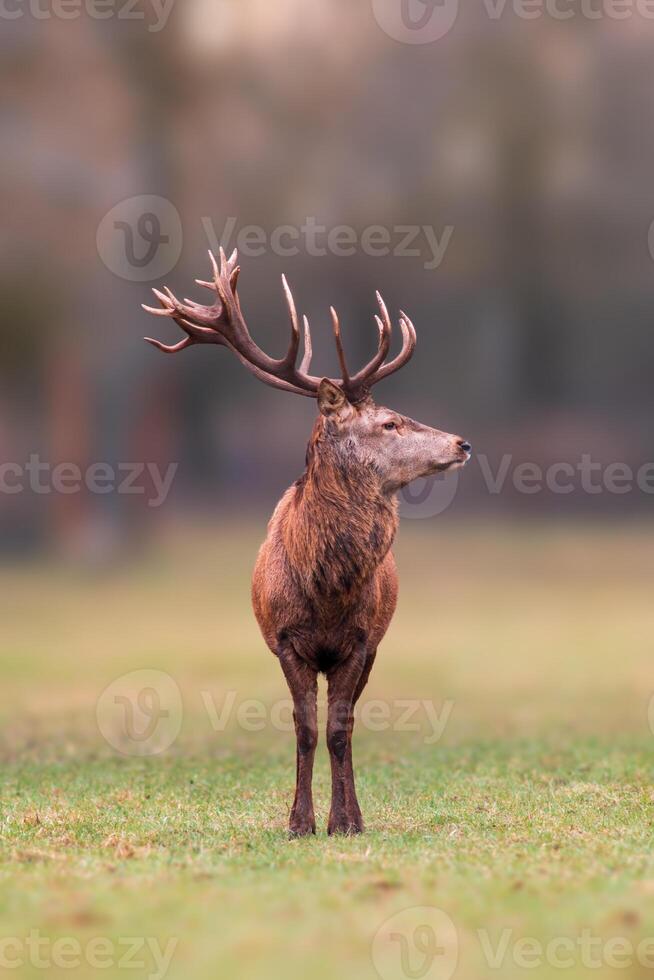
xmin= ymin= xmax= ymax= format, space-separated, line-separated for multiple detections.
xmin=288 ymin=819 xmax=316 ymax=838
xmin=327 ymin=816 xmax=364 ymax=836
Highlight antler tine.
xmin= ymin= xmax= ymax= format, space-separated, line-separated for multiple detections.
xmin=141 ymin=303 xmax=174 ymax=317
xmin=152 ymin=287 xmax=173 ymax=307
xmin=208 ymin=249 xmax=220 ymax=283
xmin=147 ymin=287 xmax=225 ymax=337
xmin=204 ymin=248 xmax=240 ymax=307
xmin=144 ymin=335 xmax=194 ymax=353
xmin=143 ymin=254 xmax=415 ymax=397
xmin=399 ymin=310 xmax=417 ymax=347
xmin=376 ymin=291 xmax=392 ymax=332
xmin=144 ymin=251 xmax=323 ymax=396
xmin=343 ymin=293 xmax=417 ymax=397
xmin=143 ymin=285 xmax=229 ymax=349
xmin=330 ymin=307 xmax=351 ymax=389
xmin=201 ymin=250 xmax=248 ymax=353
xmin=299 ymin=315 xmax=313 ymax=374
xmin=221 ymin=248 xmax=241 ymax=293
xmin=371 ymin=310 xmax=417 ymax=383
xmin=212 ymin=250 xmax=235 ymax=314
xmin=347 ymin=292 xmax=393 ymax=391
xmin=281 ymin=275 xmax=301 ymax=368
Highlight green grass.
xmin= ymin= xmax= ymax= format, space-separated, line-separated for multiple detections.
xmin=1 ymin=520 xmax=653 ymax=980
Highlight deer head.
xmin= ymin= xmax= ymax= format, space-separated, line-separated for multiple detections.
xmin=144 ymin=249 xmax=471 ymax=492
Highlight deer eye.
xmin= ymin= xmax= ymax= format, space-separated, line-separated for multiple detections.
xmin=383 ymin=421 xmax=397 ymax=431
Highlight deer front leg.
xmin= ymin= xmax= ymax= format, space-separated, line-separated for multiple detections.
xmin=278 ymin=645 xmax=318 ymax=837
xmin=344 ymin=650 xmax=377 ymax=830
xmin=326 ymin=646 xmax=367 ymax=835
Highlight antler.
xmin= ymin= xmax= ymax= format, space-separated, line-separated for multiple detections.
xmin=143 ymin=249 xmax=416 ymax=402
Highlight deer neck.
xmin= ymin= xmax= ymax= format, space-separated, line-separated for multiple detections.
xmin=284 ymin=426 xmax=398 ymax=599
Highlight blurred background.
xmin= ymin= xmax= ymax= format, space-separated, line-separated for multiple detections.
xmin=2 ymin=0 xmax=653 ymax=559
xmin=2 ymin=5 xmax=654 ymax=979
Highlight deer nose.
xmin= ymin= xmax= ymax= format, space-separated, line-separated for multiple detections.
xmin=458 ymin=440 xmax=472 ymax=453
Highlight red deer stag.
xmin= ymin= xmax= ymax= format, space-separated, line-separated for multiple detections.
xmin=144 ymin=249 xmax=471 ymax=836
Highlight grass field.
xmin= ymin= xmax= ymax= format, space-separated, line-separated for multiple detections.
xmin=1 ymin=520 xmax=653 ymax=980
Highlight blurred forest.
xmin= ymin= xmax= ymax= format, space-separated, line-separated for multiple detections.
xmin=1 ymin=0 xmax=653 ymax=556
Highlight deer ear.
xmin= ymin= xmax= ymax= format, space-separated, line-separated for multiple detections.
xmin=317 ymin=378 xmax=352 ymax=419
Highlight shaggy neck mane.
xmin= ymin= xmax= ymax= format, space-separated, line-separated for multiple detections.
xmin=282 ymin=417 xmax=398 ymax=600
